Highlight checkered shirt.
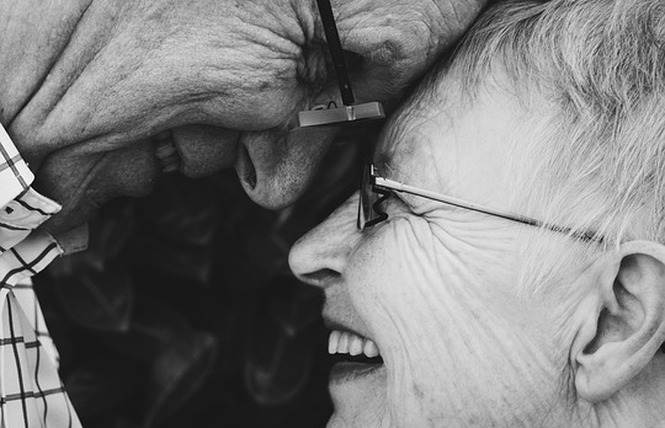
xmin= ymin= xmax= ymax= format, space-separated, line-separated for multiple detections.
xmin=0 ymin=123 xmax=82 ymax=427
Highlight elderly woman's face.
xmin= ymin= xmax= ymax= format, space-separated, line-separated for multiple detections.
xmin=290 ymin=85 xmax=578 ymax=426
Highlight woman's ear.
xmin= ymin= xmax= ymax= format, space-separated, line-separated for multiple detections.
xmin=572 ymin=241 xmax=665 ymax=403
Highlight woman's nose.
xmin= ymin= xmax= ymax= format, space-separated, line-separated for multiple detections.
xmin=288 ymin=194 xmax=361 ymax=288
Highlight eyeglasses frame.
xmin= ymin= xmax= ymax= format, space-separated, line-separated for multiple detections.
xmin=358 ymin=162 xmax=602 ymax=243
xmin=296 ymin=0 xmax=385 ymax=128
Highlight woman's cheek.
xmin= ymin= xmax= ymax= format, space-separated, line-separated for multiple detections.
xmin=349 ymin=214 xmax=521 ymax=375
xmin=349 ymin=216 xmax=473 ymax=359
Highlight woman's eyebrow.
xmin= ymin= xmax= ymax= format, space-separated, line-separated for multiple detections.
xmin=373 ymin=156 xmax=397 ymax=177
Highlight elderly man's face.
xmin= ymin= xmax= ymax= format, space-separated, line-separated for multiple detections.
xmin=290 ymin=81 xmax=586 ymax=426
xmin=1 ymin=0 xmax=485 ymax=233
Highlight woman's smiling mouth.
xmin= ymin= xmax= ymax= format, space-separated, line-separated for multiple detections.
xmin=328 ymin=330 xmax=382 ymax=361
xmin=327 ymin=329 xmax=385 ymax=384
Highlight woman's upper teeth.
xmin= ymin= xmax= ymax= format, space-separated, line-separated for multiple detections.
xmin=328 ymin=330 xmax=380 ymax=358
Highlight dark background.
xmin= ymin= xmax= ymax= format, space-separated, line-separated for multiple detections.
xmin=34 ymin=133 xmax=371 ymax=428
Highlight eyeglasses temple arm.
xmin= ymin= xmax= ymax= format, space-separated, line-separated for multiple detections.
xmin=316 ymin=0 xmax=355 ymax=106
xmin=374 ymin=177 xmax=601 ymax=243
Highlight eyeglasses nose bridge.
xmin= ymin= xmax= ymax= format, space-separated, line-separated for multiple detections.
xmin=357 ymin=174 xmax=391 ymax=231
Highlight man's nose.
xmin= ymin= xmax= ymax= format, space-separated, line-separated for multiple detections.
xmin=288 ymin=194 xmax=361 ymax=288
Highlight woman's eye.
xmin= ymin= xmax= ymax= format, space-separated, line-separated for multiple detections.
xmin=385 ymin=192 xmax=412 ymax=214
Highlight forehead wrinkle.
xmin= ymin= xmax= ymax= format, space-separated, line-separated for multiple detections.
xmin=376 ymin=99 xmax=452 ymax=182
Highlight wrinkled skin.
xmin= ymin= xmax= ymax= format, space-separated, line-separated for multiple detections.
xmin=0 ymin=0 xmax=486 ymax=233
xmin=288 ymin=73 xmax=634 ymax=425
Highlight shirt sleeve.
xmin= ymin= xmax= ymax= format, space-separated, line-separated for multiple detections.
xmin=0 ymin=122 xmax=35 ymax=208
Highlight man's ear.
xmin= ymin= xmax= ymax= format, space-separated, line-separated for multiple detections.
xmin=572 ymin=240 xmax=665 ymax=403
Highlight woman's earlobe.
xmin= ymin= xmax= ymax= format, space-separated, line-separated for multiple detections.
xmin=573 ymin=241 xmax=665 ymax=403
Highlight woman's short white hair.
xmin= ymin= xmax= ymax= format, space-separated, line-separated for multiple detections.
xmin=441 ymin=0 xmax=665 ymax=294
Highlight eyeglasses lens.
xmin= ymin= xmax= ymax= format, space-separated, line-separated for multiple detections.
xmin=358 ymin=163 xmax=377 ymax=230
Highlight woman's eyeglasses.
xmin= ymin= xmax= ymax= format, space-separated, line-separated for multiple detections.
xmin=357 ymin=161 xmax=602 ymax=243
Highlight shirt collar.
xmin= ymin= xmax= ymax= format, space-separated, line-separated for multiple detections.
xmin=0 ymin=123 xmax=40 ymax=208
xmin=0 ymin=122 xmax=88 ymax=255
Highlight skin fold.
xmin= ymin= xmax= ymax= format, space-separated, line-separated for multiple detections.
xmin=0 ymin=0 xmax=486 ymax=233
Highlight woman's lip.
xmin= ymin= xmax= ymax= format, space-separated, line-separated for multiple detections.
xmin=324 ymin=318 xmax=376 ymax=344
xmin=330 ymin=362 xmax=385 ymax=385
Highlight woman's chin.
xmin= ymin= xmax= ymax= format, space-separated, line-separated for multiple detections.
xmin=328 ymin=364 xmax=389 ymax=428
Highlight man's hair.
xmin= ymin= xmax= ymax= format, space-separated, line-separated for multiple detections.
xmin=434 ymin=0 xmax=665 ymax=293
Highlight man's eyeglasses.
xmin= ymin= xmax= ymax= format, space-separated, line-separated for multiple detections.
xmin=297 ymin=0 xmax=385 ymax=128
xmin=358 ymin=161 xmax=602 ymax=243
